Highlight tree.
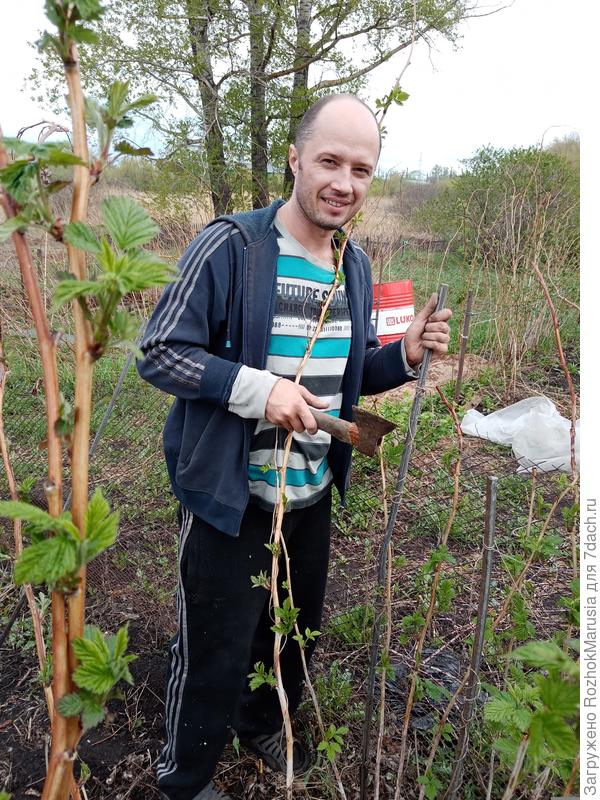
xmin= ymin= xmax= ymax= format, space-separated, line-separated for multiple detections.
xmin=416 ymin=146 xmax=579 ymax=270
xmin=32 ymin=0 xmax=494 ymax=213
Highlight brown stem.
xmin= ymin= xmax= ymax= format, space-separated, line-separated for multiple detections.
xmin=530 ymin=234 xmax=578 ymax=476
xmin=0 ymin=129 xmax=74 ymax=800
xmin=0 ymin=134 xmax=62 ymax=517
xmin=500 ymin=733 xmax=529 ymax=800
xmin=530 ymin=766 xmax=551 ymax=800
xmin=563 ymin=753 xmax=579 ymax=796
xmin=492 ymin=480 xmax=577 ymax=633
xmin=279 ymin=534 xmax=347 ymax=799
xmin=269 ymin=229 xmax=353 ymax=796
xmin=268 ymin=429 xmax=297 ymax=796
xmin=418 ymin=670 xmax=471 ymax=796
xmin=396 ymin=388 xmax=463 ymax=799
xmin=62 ymin=41 xmax=94 ymax=771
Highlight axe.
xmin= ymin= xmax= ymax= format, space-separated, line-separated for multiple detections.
xmin=310 ymin=404 xmax=396 ymax=456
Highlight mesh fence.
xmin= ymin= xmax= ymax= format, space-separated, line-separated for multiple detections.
xmin=0 ymin=325 xmax=577 ymax=799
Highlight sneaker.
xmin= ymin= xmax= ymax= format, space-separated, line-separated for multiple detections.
xmin=159 ymin=781 xmax=232 ymax=800
xmin=243 ymin=730 xmax=312 ymax=776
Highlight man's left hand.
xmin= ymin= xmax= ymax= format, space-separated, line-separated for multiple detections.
xmin=404 ymin=292 xmax=453 ymax=368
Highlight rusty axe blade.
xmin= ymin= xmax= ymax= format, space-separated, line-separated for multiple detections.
xmin=310 ymin=404 xmax=396 ymax=456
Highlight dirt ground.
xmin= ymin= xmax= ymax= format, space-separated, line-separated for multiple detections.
xmin=0 ymin=426 xmax=576 ymax=799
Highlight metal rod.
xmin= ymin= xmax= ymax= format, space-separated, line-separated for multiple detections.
xmin=359 ymin=284 xmax=449 ymax=800
xmin=63 ymin=322 xmax=146 ymax=510
xmin=454 ymin=290 xmax=474 ymax=402
xmin=444 ymin=475 xmax=498 ymax=800
xmin=374 ymin=255 xmax=385 ymax=337
xmin=0 ymin=590 xmax=27 ymax=649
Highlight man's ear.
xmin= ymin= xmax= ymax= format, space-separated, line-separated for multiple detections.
xmin=288 ymin=144 xmax=299 ymax=176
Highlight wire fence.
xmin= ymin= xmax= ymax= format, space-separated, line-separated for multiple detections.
xmin=0 ymin=324 xmax=577 ymax=799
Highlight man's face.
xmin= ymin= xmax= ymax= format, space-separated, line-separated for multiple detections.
xmin=289 ymin=99 xmax=380 ymax=232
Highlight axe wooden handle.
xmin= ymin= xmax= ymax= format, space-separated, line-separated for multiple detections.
xmin=310 ymin=410 xmax=359 ymax=447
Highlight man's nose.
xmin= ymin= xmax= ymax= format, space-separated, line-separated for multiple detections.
xmin=330 ymin=167 xmax=353 ymax=194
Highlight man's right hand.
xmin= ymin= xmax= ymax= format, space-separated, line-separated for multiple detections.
xmin=265 ymin=379 xmax=329 ymax=434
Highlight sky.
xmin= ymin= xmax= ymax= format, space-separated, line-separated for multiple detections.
xmin=0 ymin=0 xmax=587 ymax=175
xmin=371 ymin=0 xmax=583 ymax=173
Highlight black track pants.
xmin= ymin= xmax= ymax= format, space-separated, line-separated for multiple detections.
xmin=156 ymin=492 xmax=332 ymax=800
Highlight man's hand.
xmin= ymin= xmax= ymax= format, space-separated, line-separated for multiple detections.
xmin=404 ymin=292 xmax=453 ymax=368
xmin=265 ymin=379 xmax=329 ymax=434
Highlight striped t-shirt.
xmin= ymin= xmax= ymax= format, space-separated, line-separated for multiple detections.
xmin=247 ymin=219 xmax=352 ymax=511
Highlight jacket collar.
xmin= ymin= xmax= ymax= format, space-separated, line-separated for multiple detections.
xmin=214 ymin=198 xmax=363 ymax=264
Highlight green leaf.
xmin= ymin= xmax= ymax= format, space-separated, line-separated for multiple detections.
xmin=101 ymin=196 xmax=158 ymax=250
xmin=416 ymin=772 xmax=443 ymax=800
xmin=484 ymin=693 xmax=517 ymax=724
xmin=120 ymin=248 xmax=177 ymax=291
xmin=538 ymin=711 xmax=578 ymax=759
xmin=46 ymin=180 xmax=71 ymax=194
xmin=58 ymin=692 xmax=84 ymax=717
xmin=53 ymin=277 xmax=98 ymax=307
xmin=81 ymin=697 xmax=106 ymax=730
xmin=513 ymin=706 xmax=533 ymax=733
xmin=248 ymin=661 xmax=277 ymax=691
xmin=114 ymin=141 xmax=154 ymax=157
xmin=72 ymin=625 xmax=110 ymax=662
xmin=493 ymin=736 xmax=519 ymax=762
xmin=72 ymin=625 xmax=135 ymax=696
xmin=73 ymin=0 xmax=105 ymax=21
xmin=0 ymin=501 xmax=77 ymax=537
xmin=123 ymin=94 xmax=158 ymax=113
xmin=70 ymin=25 xmax=99 ymax=45
xmin=510 ymin=640 xmax=577 ymax=676
xmin=84 ymin=98 xmax=106 ymax=136
xmin=14 ymin=535 xmax=78 ymax=587
xmin=63 ymin=221 xmax=102 ymax=254
xmin=0 ymin=215 xmax=29 ymax=242
xmin=107 ymin=81 xmax=130 ymax=119
xmin=106 ymin=309 xmax=143 ymax=356
xmin=0 ymin=160 xmax=38 ymax=204
xmin=527 ymin=712 xmax=545 ymax=765
xmin=109 ymin=624 xmax=129 ymax=660
xmin=73 ymin=657 xmax=115 ymax=695
xmin=537 ymin=676 xmax=579 ymax=717
xmin=45 ymin=149 xmax=86 ymax=167
xmin=37 ymin=30 xmax=63 ymax=56
xmin=84 ymin=488 xmax=119 ymax=561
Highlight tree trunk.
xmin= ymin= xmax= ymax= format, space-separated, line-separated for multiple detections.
xmin=282 ymin=0 xmax=312 ymax=198
xmin=187 ymin=0 xmax=233 ymax=215
xmin=248 ymin=0 xmax=270 ymax=209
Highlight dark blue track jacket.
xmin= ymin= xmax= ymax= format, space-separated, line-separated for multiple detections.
xmin=137 ymin=200 xmax=415 ymax=536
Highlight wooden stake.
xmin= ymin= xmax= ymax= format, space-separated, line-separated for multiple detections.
xmin=454 ymin=290 xmax=474 ymax=402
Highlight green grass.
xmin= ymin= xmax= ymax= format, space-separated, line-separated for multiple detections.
xmin=383 ymin=246 xmax=580 ymax=362
xmin=1 ymin=334 xmax=173 ymax=527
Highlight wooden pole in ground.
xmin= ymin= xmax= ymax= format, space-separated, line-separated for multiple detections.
xmin=359 ymin=284 xmax=449 ymax=800
xmin=443 ymin=476 xmax=497 ymax=800
xmin=454 ymin=291 xmax=474 ymax=402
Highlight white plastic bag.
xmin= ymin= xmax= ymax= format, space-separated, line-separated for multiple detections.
xmin=460 ymin=396 xmax=579 ymax=474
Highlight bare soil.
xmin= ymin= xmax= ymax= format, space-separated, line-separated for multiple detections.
xmin=0 ymin=429 xmax=575 ymax=799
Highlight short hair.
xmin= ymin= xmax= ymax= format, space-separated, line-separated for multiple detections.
xmin=294 ymin=94 xmax=382 ymax=155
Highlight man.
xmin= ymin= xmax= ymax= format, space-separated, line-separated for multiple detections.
xmin=138 ymin=94 xmax=451 ymax=800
